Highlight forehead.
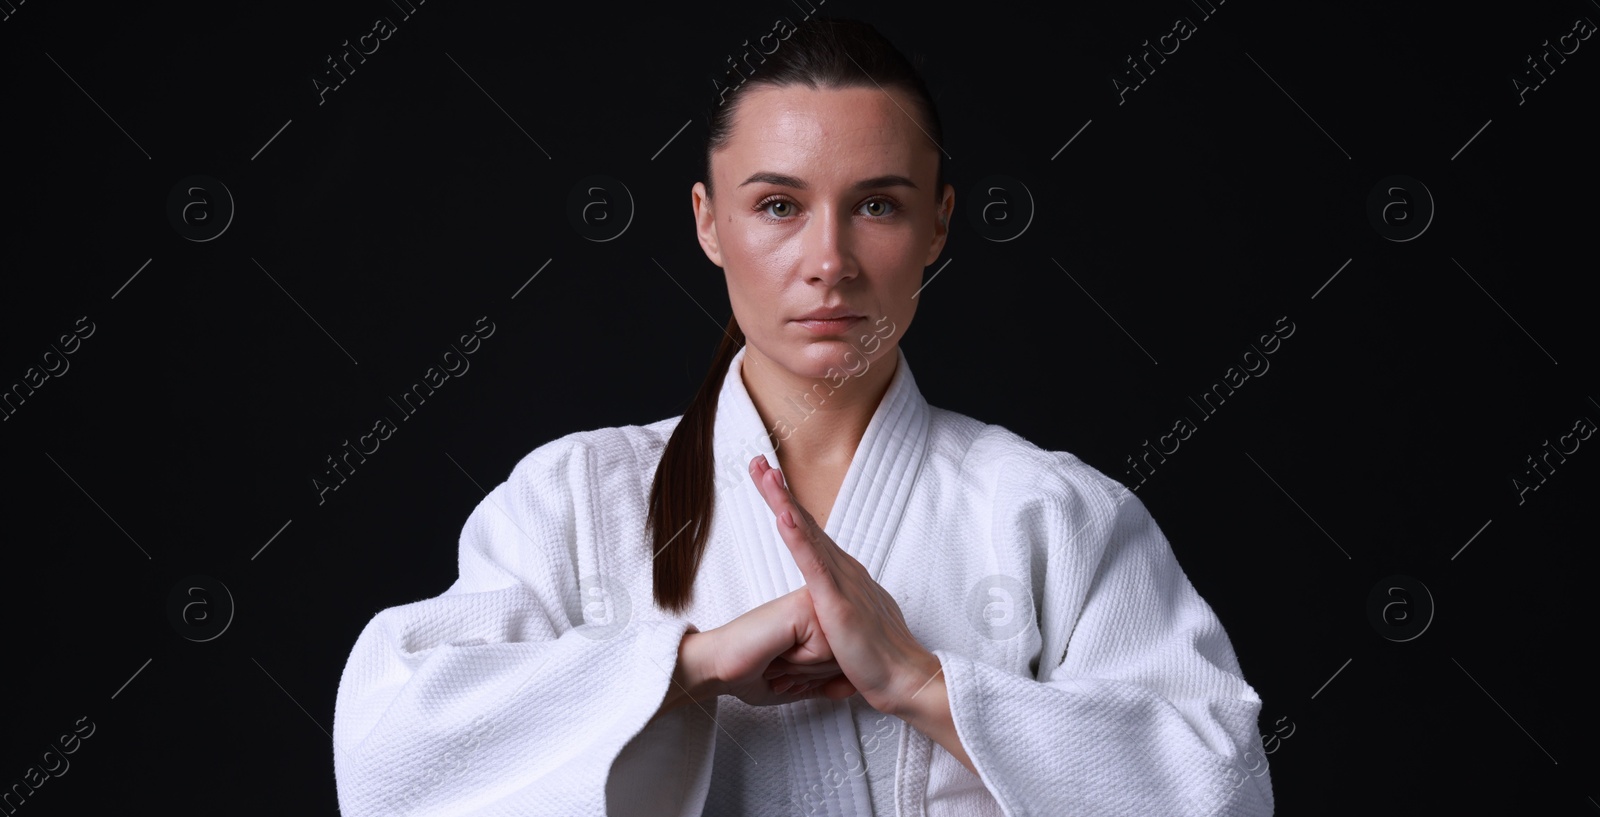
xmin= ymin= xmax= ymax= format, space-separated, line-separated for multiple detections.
xmin=719 ymin=84 xmax=932 ymax=180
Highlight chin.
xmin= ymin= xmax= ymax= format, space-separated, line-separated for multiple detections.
xmin=794 ymin=337 xmax=884 ymax=375
xmin=747 ymin=320 xmax=897 ymax=378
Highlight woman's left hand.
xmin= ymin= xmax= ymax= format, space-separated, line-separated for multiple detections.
xmin=748 ymin=455 xmax=943 ymax=716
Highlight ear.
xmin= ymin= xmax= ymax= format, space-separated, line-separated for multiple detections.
xmin=925 ymin=182 xmax=955 ymax=267
xmin=692 ymin=182 xmax=725 ymax=269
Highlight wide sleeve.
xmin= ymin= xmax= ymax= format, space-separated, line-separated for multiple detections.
xmin=331 ymin=437 xmax=718 ymax=817
xmin=933 ymin=454 xmax=1274 ymax=816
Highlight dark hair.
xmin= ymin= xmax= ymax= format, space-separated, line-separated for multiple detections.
xmin=648 ymin=17 xmax=945 ymax=614
xmin=701 ymin=18 xmax=946 ymax=200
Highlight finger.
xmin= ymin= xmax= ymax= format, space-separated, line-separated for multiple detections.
xmin=776 ymin=637 xmax=833 ymax=666
xmin=748 ymin=456 xmax=814 ymax=529
xmin=767 ymin=670 xmax=843 ymax=689
xmin=790 ymin=676 xmax=847 ymax=697
xmin=764 ymin=658 xmax=840 ymax=679
xmin=747 ymin=458 xmax=837 ymax=583
xmin=776 ymin=677 xmax=812 ymax=695
xmin=776 ymin=633 xmax=834 ymax=664
xmin=801 ymin=676 xmax=856 ymax=700
xmin=749 ymin=458 xmax=864 ymax=583
xmin=818 ymin=676 xmax=858 ymax=699
xmin=748 ymin=457 xmax=803 ymax=524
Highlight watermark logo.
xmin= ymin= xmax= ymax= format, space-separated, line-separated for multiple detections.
xmin=390 ymin=712 xmax=497 ymax=813
xmin=966 ymin=175 xmax=1035 ymax=243
xmin=166 ymin=575 xmax=235 ymax=642
xmin=561 ymin=574 xmax=631 ymax=641
xmin=1111 ymin=0 xmax=1224 ymax=105
xmin=2 ymin=716 xmax=96 ymax=811
xmin=965 ymin=574 xmax=1032 ymax=641
xmin=709 ymin=0 xmax=833 ymax=107
xmin=3 ymin=316 xmax=94 ymax=425
xmin=1366 ymin=175 xmax=1433 ymax=242
xmin=1510 ymin=413 xmax=1593 ymax=505
xmin=792 ymin=712 xmax=897 ymax=816
xmin=167 ymin=176 xmax=235 ymax=242
xmin=711 ymin=316 xmax=898 ymax=495
xmin=1366 ymin=574 xmax=1433 ymax=642
xmin=310 ymin=4 xmax=415 ymax=107
xmin=1123 ymin=315 xmax=1295 ymax=491
xmin=1511 ymin=16 xmax=1594 ymax=106
xmin=312 ymin=317 xmax=495 ymax=505
xmin=566 ymin=175 xmax=634 ymax=242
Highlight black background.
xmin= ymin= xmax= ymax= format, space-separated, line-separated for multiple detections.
xmin=2 ymin=0 xmax=1596 ymax=813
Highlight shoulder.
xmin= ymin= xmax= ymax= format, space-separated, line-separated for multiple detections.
xmin=501 ymin=416 xmax=681 ymax=496
xmin=457 ymin=419 xmax=678 ymax=584
xmin=508 ymin=415 xmax=678 ymax=473
xmin=929 ymin=407 xmax=1131 ymax=520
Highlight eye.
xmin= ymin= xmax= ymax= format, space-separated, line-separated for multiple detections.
xmin=752 ymin=195 xmax=901 ymax=222
xmin=860 ymin=198 xmax=897 ymax=217
xmin=758 ymin=197 xmax=795 ymax=219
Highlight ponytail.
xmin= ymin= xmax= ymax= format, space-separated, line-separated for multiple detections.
xmin=648 ymin=315 xmax=744 ymax=613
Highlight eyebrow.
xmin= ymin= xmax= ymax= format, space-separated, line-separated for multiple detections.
xmin=738 ymin=172 xmax=919 ymax=192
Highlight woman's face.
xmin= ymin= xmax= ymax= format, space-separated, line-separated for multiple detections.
xmin=692 ymin=83 xmax=953 ymax=381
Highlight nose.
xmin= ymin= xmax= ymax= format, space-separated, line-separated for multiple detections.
xmin=801 ymin=205 xmax=857 ymax=287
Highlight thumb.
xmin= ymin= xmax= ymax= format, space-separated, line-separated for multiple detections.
xmin=777 ymin=511 xmax=836 ymax=593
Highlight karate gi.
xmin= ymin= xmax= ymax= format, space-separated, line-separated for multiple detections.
xmin=332 ymin=345 xmax=1275 ymax=816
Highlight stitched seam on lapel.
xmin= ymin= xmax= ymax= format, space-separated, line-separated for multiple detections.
xmin=870 ymin=404 xmax=932 ymax=583
xmin=894 ymin=719 xmax=932 ymax=817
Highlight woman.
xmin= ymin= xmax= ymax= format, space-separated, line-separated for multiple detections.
xmin=332 ymin=18 xmax=1274 ymax=817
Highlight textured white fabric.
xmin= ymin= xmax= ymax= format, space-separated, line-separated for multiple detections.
xmin=332 ymin=345 xmax=1275 ymax=816
xmin=849 ymin=695 xmax=900 ymax=815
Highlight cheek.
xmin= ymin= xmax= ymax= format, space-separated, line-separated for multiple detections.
xmin=725 ymin=229 xmax=800 ymax=285
xmin=721 ymin=232 xmax=793 ymax=319
xmin=735 ymin=226 xmax=797 ymax=269
xmin=860 ymin=238 xmax=925 ymax=293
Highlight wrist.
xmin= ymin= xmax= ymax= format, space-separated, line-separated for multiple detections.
xmin=885 ymin=648 xmax=944 ymax=720
xmin=675 ymin=629 xmax=725 ymax=704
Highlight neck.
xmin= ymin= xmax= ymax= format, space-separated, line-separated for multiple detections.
xmin=740 ymin=344 xmax=899 ymax=470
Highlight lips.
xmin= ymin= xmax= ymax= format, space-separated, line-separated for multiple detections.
xmin=792 ymin=315 xmax=865 ymax=336
xmin=793 ymin=310 xmax=863 ymax=321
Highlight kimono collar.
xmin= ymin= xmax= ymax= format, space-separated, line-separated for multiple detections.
xmin=710 ymin=342 xmax=932 ymax=588
xmin=706 ymin=342 xmax=933 ymax=815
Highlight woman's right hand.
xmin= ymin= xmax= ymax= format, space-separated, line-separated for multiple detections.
xmin=672 ymin=587 xmax=857 ymax=711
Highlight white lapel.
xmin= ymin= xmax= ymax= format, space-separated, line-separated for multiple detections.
xmin=710 ymin=343 xmax=932 ymax=816
xmin=711 ymin=344 xmax=932 ymax=586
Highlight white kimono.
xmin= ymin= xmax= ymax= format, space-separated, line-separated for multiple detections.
xmin=332 ymin=345 xmax=1275 ymax=816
